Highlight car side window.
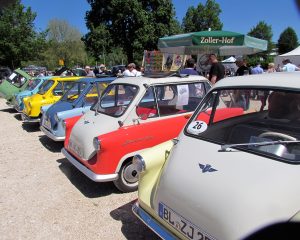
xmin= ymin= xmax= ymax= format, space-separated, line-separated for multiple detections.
xmin=155 ymin=83 xmax=206 ymax=117
xmin=53 ymin=82 xmax=63 ymax=96
xmin=136 ymin=87 xmax=158 ymax=118
xmin=84 ymin=84 xmax=98 ymax=105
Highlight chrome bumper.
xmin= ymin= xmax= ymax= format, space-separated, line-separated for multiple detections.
xmin=21 ymin=113 xmax=40 ymax=123
xmin=132 ymin=201 xmax=177 ymax=240
xmin=14 ymin=104 xmax=23 ymax=113
xmin=40 ymin=125 xmax=65 ymax=141
xmin=61 ymin=148 xmax=118 ymax=182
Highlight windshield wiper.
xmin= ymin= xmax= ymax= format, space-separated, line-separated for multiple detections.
xmin=219 ymin=140 xmax=300 ymax=152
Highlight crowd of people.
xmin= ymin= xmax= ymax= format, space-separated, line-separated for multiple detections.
xmin=23 ymin=54 xmax=300 ymax=84
xmin=178 ymin=55 xmax=300 ymax=85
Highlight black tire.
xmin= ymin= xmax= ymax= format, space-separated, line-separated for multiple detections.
xmin=113 ymin=160 xmax=139 ymax=192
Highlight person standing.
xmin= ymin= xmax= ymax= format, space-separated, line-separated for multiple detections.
xmin=85 ymin=66 xmax=95 ymax=77
xmin=251 ymin=62 xmax=264 ymax=74
xmin=235 ymin=57 xmax=251 ymax=76
xmin=180 ymin=58 xmax=199 ymax=75
xmin=208 ymin=54 xmax=225 ymax=84
xmin=123 ymin=63 xmax=142 ymax=77
xmin=279 ymin=59 xmax=300 ymax=72
xmin=267 ymin=63 xmax=276 ymax=73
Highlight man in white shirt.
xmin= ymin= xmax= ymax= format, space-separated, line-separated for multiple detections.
xmin=123 ymin=63 xmax=142 ymax=77
xmin=281 ymin=59 xmax=300 ymax=72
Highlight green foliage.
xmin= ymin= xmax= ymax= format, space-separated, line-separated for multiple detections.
xmin=44 ymin=19 xmax=88 ymax=69
xmin=0 ymin=0 xmax=47 ymax=69
xmin=277 ymin=27 xmax=299 ymax=54
xmin=84 ymin=0 xmax=181 ymax=63
xmin=182 ymin=0 xmax=223 ymax=32
xmin=248 ymin=21 xmax=273 ymax=53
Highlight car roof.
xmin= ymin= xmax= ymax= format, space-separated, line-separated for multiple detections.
xmin=109 ymin=74 xmax=210 ymax=87
xmin=77 ymin=76 xmax=117 ymax=83
xmin=50 ymin=76 xmax=83 ymax=81
xmin=213 ymin=72 xmax=300 ymax=90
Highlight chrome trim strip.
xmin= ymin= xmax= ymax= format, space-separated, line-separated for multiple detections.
xmin=61 ymin=148 xmax=118 ymax=182
xmin=132 ymin=202 xmax=177 ymax=240
xmin=40 ymin=125 xmax=65 ymax=141
xmin=14 ymin=105 xmax=23 ymax=113
xmin=21 ymin=113 xmax=40 ymax=123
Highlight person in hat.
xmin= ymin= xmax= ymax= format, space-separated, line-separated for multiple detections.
xmin=98 ymin=64 xmax=107 ymax=75
xmin=85 ymin=66 xmax=95 ymax=77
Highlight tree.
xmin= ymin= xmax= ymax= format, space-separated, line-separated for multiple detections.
xmin=0 ymin=0 xmax=47 ymax=69
xmin=83 ymin=0 xmax=181 ymax=64
xmin=182 ymin=0 xmax=223 ymax=33
xmin=248 ymin=21 xmax=273 ymax=53
xmin=44 ymin=19 xmax=88 ymax=69
xmin=277 ymin=27 xmax=298 ymax=54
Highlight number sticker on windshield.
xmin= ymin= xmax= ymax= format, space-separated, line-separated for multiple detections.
xmin=187 ymin=121 xmax=207 ymax=134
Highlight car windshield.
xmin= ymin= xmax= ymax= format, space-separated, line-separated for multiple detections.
xmin=92 ymin=84 xmax=139 ymax=117
xmin=7 ymin=71 xmax=27 ymax=87
xmin=61 ymin=82 xmax=87 ymax=102
xmin=38 ymin=80 xmax=54 ymax=95
xmin=25 ymin=78 xmax=42 ymax=91
xmin=185 ymin=88 xmax=300 ymax=163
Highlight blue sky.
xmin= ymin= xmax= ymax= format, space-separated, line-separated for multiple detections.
xmin=21 ymin=0 xmax=300 ymax=42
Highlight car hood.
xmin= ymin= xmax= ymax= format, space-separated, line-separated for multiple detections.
xmin=153 ymin=135 xmax=300 ymax=240
xmin=17 ymin=90 xmax=33 ymax=97
xmin=45 ymin=101 xmax=74 ymax=126
xmin=68 ymin=110 xmax=121 ymax=160
xmin=23 ymin=94 xmax=44 ymax=114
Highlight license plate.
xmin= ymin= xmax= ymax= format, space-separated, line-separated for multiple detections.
xmin=158 ymin=202 xmax=213 ymax=240
xmin=43 ymin=117 xmax=51 ymax=129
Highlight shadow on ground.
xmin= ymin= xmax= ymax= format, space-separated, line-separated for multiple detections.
xmin=21 ymin=122 xmax=40 ymax=132
xmin=110 ymin=200 xmax=160 ymax=240
xmin=38 ymin=135 xmax=64 ymax=153
xmin=57 ymin=157 xmax=120 ymax=198
xmin=13 ymin=113 xmax=22 ymax=121
xmin=0 ymin=107 xmax=17 ymax=113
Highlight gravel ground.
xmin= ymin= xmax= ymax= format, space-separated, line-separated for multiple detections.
xmin=0 ymin=98 xmax=159 ymax=240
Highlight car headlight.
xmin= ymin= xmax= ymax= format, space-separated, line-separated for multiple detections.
xmin=132 ymin=154 xmax=145 ymax=174
xmin=93 ymin=137 xmax=101 ymax=151
xmin=54 ymin=113 xmax=59 ymax=122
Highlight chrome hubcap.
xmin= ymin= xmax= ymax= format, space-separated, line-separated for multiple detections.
xmin=123 ymin=163 xmax=138 ymax=184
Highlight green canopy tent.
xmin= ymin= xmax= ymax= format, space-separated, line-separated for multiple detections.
xmin=158 ymin=30 xmax=268 ymax=56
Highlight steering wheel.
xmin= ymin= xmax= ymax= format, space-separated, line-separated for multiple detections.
xmin=258 ymin=132 xmax=297 ymax=141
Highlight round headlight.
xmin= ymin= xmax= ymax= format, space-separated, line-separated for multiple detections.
xmin=93 ymin=137 xmax=101 ymax=151
xmin=132 ymin=155 xmax=145 ymax=174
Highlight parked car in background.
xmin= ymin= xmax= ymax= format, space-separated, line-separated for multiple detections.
xmin=0 ymin=68 xmax=32 ymax=103
xmin=110 ymin=65 xmax=126 ymax=76
xmin=40 ymin=76 xmax=116 ymax=141
xmin=22 ymin=76 xmax=82 ymax=123
xmin=61 ymin=74 xmax=211 ymax=192
xmin=132 ymin=72 xmax=300 ymax=240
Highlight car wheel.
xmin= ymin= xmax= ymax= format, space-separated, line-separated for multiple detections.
xmin=113 ymin=159 xmax=139 ymax=192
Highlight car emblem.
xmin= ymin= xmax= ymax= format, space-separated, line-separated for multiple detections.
xmin=199 ymin=163 xmax=217 ymax=173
